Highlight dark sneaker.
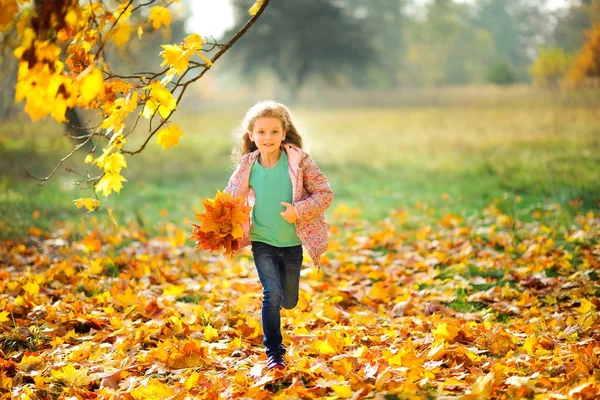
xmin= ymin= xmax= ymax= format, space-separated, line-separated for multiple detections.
xmin=267 ymin=351 xmax=285 ymax=370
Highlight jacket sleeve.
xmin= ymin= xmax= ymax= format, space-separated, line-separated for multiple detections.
xmin=294 ymin=155 xmax=333 ymax=222
xmin=224 ymin=156 xmax=247 ymax=195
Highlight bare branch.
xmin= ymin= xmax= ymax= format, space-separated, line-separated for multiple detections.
xmin=25 ymin=133 xmax=95 ymax=185
xmin=130 ymin=0 xmax=160 ymax=14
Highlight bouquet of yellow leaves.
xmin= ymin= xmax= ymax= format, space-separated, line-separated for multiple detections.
xmin=190 ymin=190 xmax=252 ymax=256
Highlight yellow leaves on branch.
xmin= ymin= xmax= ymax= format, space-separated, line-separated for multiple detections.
xmin=87 ymin=137 xmax=128 ymax=197
xmin=142 ymin=81 xmax=176 ymax=120
xmin=101 ymin=90 xmax=138 ymax=135
xmin=95 ymin=173 xmax=127 ymax=197
xmin=160 ymin=33 xmax=213 ymax=76
xmin=156 ymin=125 xmax=184 ymax=149
xmin=111 ymin=22 xmax=133 ymax=47
xmin=160 ymin=44 xmax=189 ymax=74
xmin=190 ymin=191 xmax=252 ymax=256
xmin=148 ymin=6 xmax=171 ymax=30
xmin=14 ymin=36 xmax=104 ymax=121
xmin=8 ymin=0 xmax=215 ymax=210
xmin=76 ymin=64 xmax=104 ymax=107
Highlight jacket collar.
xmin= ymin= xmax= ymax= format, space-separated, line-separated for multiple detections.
xmin=248 ymin=144 xmax=303 ymax=170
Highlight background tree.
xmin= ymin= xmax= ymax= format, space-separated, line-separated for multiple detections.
xmin=529 ymin=46 xmax=573 ymax=88
xmin=473 ymin=0 xmax=552 ymax=83
xmin=402 ymin=0 xmax=495 ymax=86
xmin=339 ymin=0 xmax=406 ymax=89
xmin=0 ymin=29 xmax=20 ymax=120
xmin=551 ymin=0 xmax=600 ymax=52
xmin=223 ymin=0 xmax=375 ymax=101
xmin=566 ymin=23 xmax=600 ymax=87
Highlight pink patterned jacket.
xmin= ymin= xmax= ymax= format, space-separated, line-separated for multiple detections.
xmin=224 ymin=144 xmax=333 ymax=266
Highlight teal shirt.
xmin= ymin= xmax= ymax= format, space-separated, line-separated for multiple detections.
xmin=249 ymin=150 xmax=301 ymax=247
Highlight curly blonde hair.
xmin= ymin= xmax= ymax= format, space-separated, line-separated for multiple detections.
xmin=232 ymin=101 xmax=304 ymax=164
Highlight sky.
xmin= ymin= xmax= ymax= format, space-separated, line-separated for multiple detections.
xmin=185 ymin=0 xmax=236 ymax=38
xmin=185 ymin=0 xmax=569 ymax=38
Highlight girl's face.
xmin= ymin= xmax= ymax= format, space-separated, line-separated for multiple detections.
xmin=249 ymin=117 xmax=286 ymax=155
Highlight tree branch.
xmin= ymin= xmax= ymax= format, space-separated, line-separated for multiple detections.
xmin=122 ymin=0 xmax=271 ymax=156
xmin=25 ymin=132 xmax=95 ymax=186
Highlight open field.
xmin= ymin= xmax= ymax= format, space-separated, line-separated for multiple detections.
xmin=1 ymin=87 xmax=598 ymax=239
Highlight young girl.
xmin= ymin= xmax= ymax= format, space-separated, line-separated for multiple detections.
xmin=224 ymin=101 xmax=333 ymax=371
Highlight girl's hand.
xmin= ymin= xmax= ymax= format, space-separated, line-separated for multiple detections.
xmin=280 ymin=202 xmax=298 ymax=223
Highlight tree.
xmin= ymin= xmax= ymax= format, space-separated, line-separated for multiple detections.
xmin=1 ymin=0 xmax=270 ymax=212
xmin=552 ymin=0 xmax=600 ymax=53
xmin=473 ymin=0 xmax=552 ymax=82
xmin=0 ymin=30 xmax=20 ymax=120
xmin=487 ymin=62 xmax=518 ymax=85
xmin=224 ymin=0 xmax=375 ymax=101
xmin=403 ymin=0 xmax=495 ymax=86
xmin=566 ymin=23 xmax=600 ymax=87
xmin=339 ymin=0 xmax=407 ymax=88
xmin=529 ymin=46 xmax=573 ymax=88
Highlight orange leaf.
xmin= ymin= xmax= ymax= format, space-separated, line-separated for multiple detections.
xmin=190 ymin=190 xmax=251 ymax=256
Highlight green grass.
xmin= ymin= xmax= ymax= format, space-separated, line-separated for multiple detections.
xmin=1 ymin=87 xmax=599 ymax=239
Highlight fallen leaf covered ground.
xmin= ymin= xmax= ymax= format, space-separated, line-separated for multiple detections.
xmin=1 ymin=202 xmax=599 ymax=399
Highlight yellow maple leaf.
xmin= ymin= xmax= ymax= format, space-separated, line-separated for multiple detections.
xmin=142 ymin=82 xmax=176 ymax=119
xmin=574 ymin=298 xmax=595 ymax=314
xmin=184 ymin=371 xmax=200 ymax=390
xmin=249 ymin=0 xmax=264 ymax=16
xmin=23 ymin=281 xmax=39 ymax=296
xmin=23 ymin=87 xmax=49 ymax=121
xmin=432 ymin=321 xmax=459 ymax=343
xmin=48 ymin=74 xmax=76 ymax=122
xmin=160 ymin=44 xmax=189 ymax=74
xmin=113 ymin=2 xmax=132 ymax=20
xmin=51 ymin=363 xmax=89 ymax=387
xmin=204 ymin=325 xmax=219 ymax=341
xmin=64 ymin=9 xmax=80 ymax=27
xmin=163 ymin=284 xmax=186 ymax=296
xmin=523 ymin=336 xmax=538 ymax=355
xmin=148 ymin=6 xmax=171 ymax=29
xmin=131 ymin=378 xmax=175 ymax=399
xmin=107 ymin=79 xmax=134 ymax=94
xmin=73 ymin=198 xmax=100 ymax=212
xmin=111 ymin=22 xmax=132 ymax=47
xmin=432 ymin=322 xmax=448 ymax=340
xmin=78 ymin=65 xmax=104 ymax=107
xmin=101 ymin=91 xmax=138 ymax=134
xmin=156 ymin=125 xmax=184 ymax=150
xmin=332 ymin=384 xmax=352 ymax=398
xmin=103 ymin=152 xmax=127 ymax=174
xmin=313 ymin=340 xmax=336 ymax=355
xmin=95 ymin=172 xmax=127 ymax=197
xmin=184 ymin=33 xmax=205 ymax=51
xmin=0 ymin=310 xmax=10 ymax=323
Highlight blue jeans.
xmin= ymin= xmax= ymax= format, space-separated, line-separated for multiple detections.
xmin=251 ymin=241 xmax=303 ymax=356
